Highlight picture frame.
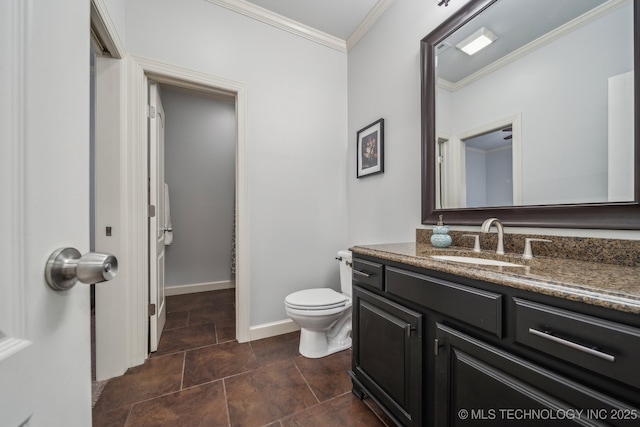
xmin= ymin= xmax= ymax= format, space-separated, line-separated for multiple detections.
xmin=356 ymin=118 xmax=384 ymax=178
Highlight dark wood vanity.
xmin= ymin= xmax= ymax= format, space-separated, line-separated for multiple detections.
xmin=349 ymin=244 xmax=640 ymax=426
xmin=359 ymin=0 xmax=640 ymax=422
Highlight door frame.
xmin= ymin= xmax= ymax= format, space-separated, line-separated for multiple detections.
xmin=92 ymin=0 xmax=250 ymax=379
xmin=128 ymin=55 xmax=251 ymax=348
xmin=441 ymin=114 xmax=523 ymax=208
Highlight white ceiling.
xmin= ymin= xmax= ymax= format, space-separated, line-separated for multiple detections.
xmin=245 ymin=0 xmax=381 ymax=41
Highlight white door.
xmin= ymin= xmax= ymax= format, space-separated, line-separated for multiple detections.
xmin=149 ymin=81 xmax=167 ymax=352
xmin=0 ymin=0 xmax=93 ymax=425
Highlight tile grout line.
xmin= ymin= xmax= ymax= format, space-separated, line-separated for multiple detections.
xmin=292 ymin=358 xmax=321 ymax=404
xmin=277 ymin=390 xmax=356 ymax=425
xmin=180 ymin=351 xmax=186 ymax=390
xmin=122 ymin=405 xmax=134 ymax=427
xmin=152 ymin=336 xmax=221 ymax=358
xmin=221 ymin=378 xmax=232 ymax=427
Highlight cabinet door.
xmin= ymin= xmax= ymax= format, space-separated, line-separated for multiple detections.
xmin=352 ymin=286 xmax=423 ymax=426
xmin=435 ymin=323 xmax=639 ymax=426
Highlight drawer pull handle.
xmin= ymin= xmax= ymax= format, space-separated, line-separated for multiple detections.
xmin=353 ymin=270 xmax=371 ymax=278
xmin=528 ymin=328 xmax=615 ymax=363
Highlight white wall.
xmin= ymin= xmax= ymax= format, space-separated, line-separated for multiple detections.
xmin=124 ymin=0 xmax=348 ymax=326
xmin=348 ymin=1 xmax=640 ymax=241
xmin=347 ymin=2 xmax=465 ymax=245
xmin=162 ymin=88 xmax=236 ymax=288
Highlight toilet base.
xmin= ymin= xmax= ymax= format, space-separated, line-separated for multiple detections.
xmin=299 ymin=328 xmax=352 ymax=359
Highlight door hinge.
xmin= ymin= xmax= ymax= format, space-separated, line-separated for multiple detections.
xmin=148 ymin=303 xmax=156 ymax=316
xmin=148 ymin=105 xmax=156 ymax=118
xmin=148 ymin=205 xmax=156 ymax=218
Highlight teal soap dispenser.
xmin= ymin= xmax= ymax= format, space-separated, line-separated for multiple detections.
xmin=431 ymin=215 xmax=452 ymax=248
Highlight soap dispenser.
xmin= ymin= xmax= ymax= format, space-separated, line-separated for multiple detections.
xmin=431 ymin=215 xmax=452 ymax=248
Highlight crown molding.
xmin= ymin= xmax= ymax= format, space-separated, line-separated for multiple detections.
xmin=347 ymin=0 xmax=394 ymax=51
xmin=205 ymin=0 xmax=347 ymax=52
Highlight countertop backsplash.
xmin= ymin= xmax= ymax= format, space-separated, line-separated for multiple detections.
xmin=416 ymin=228 xmax=640 ymax=268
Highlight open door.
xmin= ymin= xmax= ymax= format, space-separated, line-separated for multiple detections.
xmin=148 ymin=81 xmax=167 ymax=352
xmin=0 ymin=0 xmax=94 ymax=424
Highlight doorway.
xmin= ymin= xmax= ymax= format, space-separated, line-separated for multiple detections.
xmin=89 ymin=0 xmax=249 ymax=392
xmin=437 ymin=114 xmax=522 ymax=209
xmin=92 ymin=55 xmax=250 ymax=383
xmin=153 ymin=84 xmax=237 ymax=351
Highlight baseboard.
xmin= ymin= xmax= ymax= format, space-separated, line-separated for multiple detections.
xmin=165 ymin=280 xmax=235 ymax=296
xmin=249 ymin=319 xmax=300 ymax=341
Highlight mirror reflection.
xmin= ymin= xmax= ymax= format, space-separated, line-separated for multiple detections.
xmin=435 ymin=0 xmax=634 ymax=209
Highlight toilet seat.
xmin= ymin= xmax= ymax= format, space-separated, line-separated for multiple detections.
xmin=285 ymin=288 xmax=348 ymax=311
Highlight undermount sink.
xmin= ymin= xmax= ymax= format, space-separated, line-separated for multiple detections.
xmin=431 ymin=255 xmax=524 ymax=268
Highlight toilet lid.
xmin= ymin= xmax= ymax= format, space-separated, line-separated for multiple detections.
xmin=285 ymin=288 xmax=348 ymax=310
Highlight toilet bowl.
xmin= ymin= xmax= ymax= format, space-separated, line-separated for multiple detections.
xmin=284 ymin=250 xmax=353 ymax=358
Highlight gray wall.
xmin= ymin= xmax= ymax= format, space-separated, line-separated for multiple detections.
xmin=161 ymin=87 xmax=236 ymax=288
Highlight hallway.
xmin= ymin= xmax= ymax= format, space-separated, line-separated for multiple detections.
xmin=92 ymin=289 xmax=391 ymax=426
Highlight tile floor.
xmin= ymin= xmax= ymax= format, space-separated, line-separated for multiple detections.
xmin=92 ymin=289 xmax=393 ymax=427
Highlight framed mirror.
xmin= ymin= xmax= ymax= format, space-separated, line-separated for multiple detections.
xmin=421 ymin=0 xmax=639 ymax=229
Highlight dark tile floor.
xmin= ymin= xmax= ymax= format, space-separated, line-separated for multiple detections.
xmin=92 ymin=289 xmax=392 ymax=427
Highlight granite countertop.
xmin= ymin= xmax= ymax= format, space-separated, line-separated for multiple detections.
xmin=350 ymin=242 xmax=640 ymax=315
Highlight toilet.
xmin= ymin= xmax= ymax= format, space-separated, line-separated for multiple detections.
xmin=284 ymin=250 xmax=353 ymax=358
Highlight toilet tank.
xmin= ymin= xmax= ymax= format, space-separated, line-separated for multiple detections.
xmin=337 ymin=250 xmax=353 ymax=296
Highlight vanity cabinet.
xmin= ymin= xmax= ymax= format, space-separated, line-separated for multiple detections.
xmin=349 ymin=254 xmax=640 ymax=427
xmin=435 ymin=324 xmax=638 ymax=426
xmin=351 ymin=286 xmax=423 ymax=427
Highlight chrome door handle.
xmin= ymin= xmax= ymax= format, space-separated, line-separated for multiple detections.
xmin=45 ymin=247 xmax=118 ymax=291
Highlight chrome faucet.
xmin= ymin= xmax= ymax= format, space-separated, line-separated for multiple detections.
xmin=480 ymin=218 xmax=505 ymax=255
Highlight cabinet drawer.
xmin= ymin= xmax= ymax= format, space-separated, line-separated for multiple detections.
xmin=352 ymin=258 xmax=384 ymax=291
xmin=514 ymin=298 xmax=640 ymax=389
xmin=436 ymin=323 xmax=639 ymax=427
xmin=387 ymin=267 xmax=503 ymax=337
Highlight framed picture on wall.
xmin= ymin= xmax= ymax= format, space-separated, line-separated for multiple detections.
xmin=356 ymin=118 xmax=384 ymax=178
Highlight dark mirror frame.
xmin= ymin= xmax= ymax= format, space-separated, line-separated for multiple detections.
xmin=421 ymin=0 xmax=640 ymax=229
